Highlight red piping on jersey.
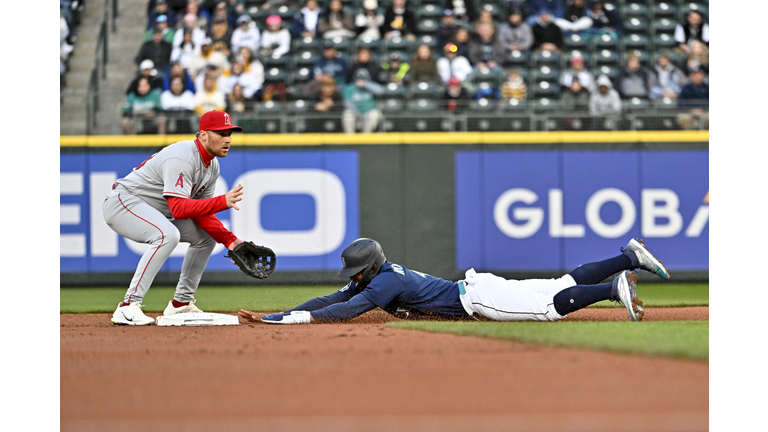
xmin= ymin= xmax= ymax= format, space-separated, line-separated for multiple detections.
xmin=119 ymin=193 xmax=165 ymax=304
xmin=195 ymin=138 xmax=214 ymax=168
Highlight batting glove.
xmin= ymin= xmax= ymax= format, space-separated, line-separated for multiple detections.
xmin=261 ymin=311 xmax=311 ymax=324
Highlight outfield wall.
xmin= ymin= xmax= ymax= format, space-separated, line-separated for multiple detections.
xmin=60 ymin=132 xmax=709 ymax=286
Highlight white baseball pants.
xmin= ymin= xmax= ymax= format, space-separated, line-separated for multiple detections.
xmin=459 ymin=268 xmax=577 ymax=322
xmin=102 ymin=187 xmax=216 ymax=304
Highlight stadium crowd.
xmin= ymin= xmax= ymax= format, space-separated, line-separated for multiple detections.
xmin=121 ymin=0 xmax=709 ymax=134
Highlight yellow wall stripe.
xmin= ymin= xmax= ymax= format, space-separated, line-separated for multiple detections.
xmin=60 ymin=131 xmax=709 ymax=147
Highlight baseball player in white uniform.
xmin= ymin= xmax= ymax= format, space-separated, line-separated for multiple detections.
xmin=103 ymin=110 xmax=245 ymax=325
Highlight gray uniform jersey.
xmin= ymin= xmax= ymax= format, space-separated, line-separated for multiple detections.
xmin=115 ymin=140 xmax=219 ymax=219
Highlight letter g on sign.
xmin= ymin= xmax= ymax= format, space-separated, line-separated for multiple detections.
xmin=493 ymin=188 xmax=544 ymax=239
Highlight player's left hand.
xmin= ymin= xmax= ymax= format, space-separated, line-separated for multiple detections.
xmin=261 ymin=311 xmax=311 ymax=324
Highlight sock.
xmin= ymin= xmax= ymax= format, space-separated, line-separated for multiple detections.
xmin=568 ymin=254 xmax=633 ymax=285
xmin=120 ymin=302 xmax=130 ymax=307
xmin=553 ymin=282 xmax=614 ymax=316
xmin=172 ymin=300 xmax=189 ymax=308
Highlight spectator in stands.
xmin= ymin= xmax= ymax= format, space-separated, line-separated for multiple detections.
xmin=189 ymin=37 xmax=231 ymax=79
xmin=560 ymin=77 xmax=589 ymax=111
xmin=318 ymin=0 xmax=356 ymax=40
xmin=500 ymin=68 xmax=527 ymax=102
xmin=355 ymin=0 xmax=385 ymax=41
xmin=443 ymin=0 xmax=478 ymax=24
xmin=313 ymin=76 xmax=343 ymax=113
xmin=531 ymin=9 xmax=564 ymax=52
xmin=292 ymin=0 xmax=322 ymax=38
xmin=674 ymin=10 xmax=708 ymax=55
xmin=172 ymin=29 xmax=200 ymax=71
xmin=145 ymin=14 xmax=176 ymax=44
xmin=497 ymin=8 xmax=534 ymax=52
xmin=173 ymin=13 xmax=207 ymax=51
xmin=225 ymin=83 xmax=254 ymax=114
xmin=382 ymin=0 xmax=417 ymax=41
xmin=236 ymin=46 xmax=265 ymax=84
xmin=163 ymin=62 xmax=196 ymax=93
xmin=259 ymin=15 xmax=291 ymax=59
xmin=651 ymin=51 xmax=687 ymax=100
xmin=313 ymin=40 xmax=349 ymax=84
xmin=526 ymin=0 xmax=564 ymax=24
xmin=135 ymin=27 xmax=174 ymax=74
xmin=554 ymin=0 xmax=593 ymax=34
xmin=194 ymin=74 xmax=226 ymax=116
xmin=440 ymin=76 xmax=472 ymax=114
xmin=452 ymin=27 xmax=471 ymax=57
xmin=378 ymin=51 xmax=412 ymax=87
xmin=161 ymin=75 xmax=196 ymax=113
xmin=147 ymin=0 xmax=187 ymax=16
xmin=347 ymin=47 xmax=383 ymax=84
xmin=615 ymin=51 xmax=659 ymax=100
xmin=342 ymin=68 xmax=383 ymax=134
xmin=208 ymin=16 xmax=233 ymax=56
xmin=60 ymin=11 xmax=73 ymax=87
xmin=259 ymin=0 xmax=293 ymax=12
xmin=126 ymin=59 xmax=164 ymax=95
xmin=438 ymin=10 xmax=461 ymax=48
xmin=586 ymin=0 xmax=624 ymax=36
xmin=467 ymin=22 xmax=505 ymax=71
xmin=194 ymin=64 xmax=227 ymax=93
xmin=437 ymin=42 xmax=473 ymax=85
xmin=183 ymin=0 xmax=211 ymax=31
xmin=148 ymin=0 xmax=178 ymax=30
xmin=210 ymin=1 xmax=235 ymax=29
xmin=410 ymin=44 xmax=440 ymax=84
xmin=588 ymin=74 xmax=621 ymax=121
xmin=472 ymin=10 xmax=496 ymax=37
xmin=685 ymin=40 xmax=709 ymax=77
xmin=122 ymin=76 xmax=167 ymax=135
xmin=559 ymin=53 xmax=596 ymax=93
xmin=676 ymin=67 xmax=708 ymax=130
xmin=223 ymin=61 xmax=263 ymax=99
xmin=231 ymin=15 xmax=260 ymax=56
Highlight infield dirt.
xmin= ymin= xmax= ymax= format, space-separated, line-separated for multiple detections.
xmin=61 ymin=307 xmax=708 ymax=432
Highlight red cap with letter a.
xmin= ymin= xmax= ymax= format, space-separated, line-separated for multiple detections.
xmin=198 ymin=110 xmax=243 ymax=132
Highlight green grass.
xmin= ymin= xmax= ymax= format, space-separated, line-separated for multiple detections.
xmin=60 ymin=283 xmax=708 ymax=314
xmin=387 ymin=320 xmax=709 ymax=361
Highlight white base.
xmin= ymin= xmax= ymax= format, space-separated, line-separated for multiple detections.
xmin=156 ymin=312 xmax=240 ymax=326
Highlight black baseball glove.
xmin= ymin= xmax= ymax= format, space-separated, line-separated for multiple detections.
xmin=226 ymin=241 xmax=276 ymax=279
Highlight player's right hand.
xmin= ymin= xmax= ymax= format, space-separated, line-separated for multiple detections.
xmin=261 ymin=311 xmax=311 ymax=324
xmin=226 ymin=184 xmax=244 ymax=210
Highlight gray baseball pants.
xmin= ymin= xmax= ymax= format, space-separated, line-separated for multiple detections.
xmin=102 ymin=186 xmax=216 ymax=304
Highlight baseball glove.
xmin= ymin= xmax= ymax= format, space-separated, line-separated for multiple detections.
xmin=226 ymin=241 xmax=276 ymax=279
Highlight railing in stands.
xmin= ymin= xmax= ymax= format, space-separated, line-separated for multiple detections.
xmin=86 ymin=0 xmax=117 ymax=135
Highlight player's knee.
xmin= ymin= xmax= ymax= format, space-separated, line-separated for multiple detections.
xmin=158 ymin=227 xmax=181 ymax=248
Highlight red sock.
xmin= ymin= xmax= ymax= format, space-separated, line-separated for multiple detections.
xmin=172 ymin=300 xmax=189 ymax=308
xmin=120 ymin=302 xmax=130 ymax=307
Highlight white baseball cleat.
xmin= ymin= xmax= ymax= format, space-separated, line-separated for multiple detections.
xmin=612 ymin=270 xmax=644 ymax=322
xmin=622 ymin=238 xmax=670 ymax=280
xmin=163 ymin=299 xmax=203 ymax=316
xmin=111 ymin=302 xmax=155 ymax=326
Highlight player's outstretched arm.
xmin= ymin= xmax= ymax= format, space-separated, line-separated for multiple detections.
xmin=262 ymin=294 xmax=377 ymax=324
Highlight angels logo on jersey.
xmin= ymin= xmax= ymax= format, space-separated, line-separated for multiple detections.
xmin=175 ymin=172 xmax=184 ymax=187
xmin=224 ymin=113 xmax=232 ymax=126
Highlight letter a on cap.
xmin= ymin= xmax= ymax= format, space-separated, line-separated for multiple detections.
xmin=224 ymin=113 xmax=232 ymax=126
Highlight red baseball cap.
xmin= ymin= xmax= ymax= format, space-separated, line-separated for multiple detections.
xmin=198 ymin=110 xmax=243 ymax=132
xmin=448 ymin=76 xmax=461 ymax=86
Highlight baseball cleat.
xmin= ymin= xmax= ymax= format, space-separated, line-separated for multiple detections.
xmin=622 ymin=238 xmax=670 ymax=280
xmin=111 ymin=302 xmax=155 ymax=326
xmin=612 ymin=271 xmax=644 ymax=322
xmin=163 ymin=299 xmax=203 ymax=316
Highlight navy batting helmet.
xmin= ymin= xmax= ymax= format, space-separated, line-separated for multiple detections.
xmin=338 ymin=238 xmax=387 ymax=287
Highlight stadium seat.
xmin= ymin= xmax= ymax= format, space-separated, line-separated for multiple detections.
xmin=565 ymin=49 xmax=591 ymax=66
xmin=532 ymin=97 xmax=560 ymax=113
xmin=292 ymin=36 xmax=320 ymax=52
xmin=654 ymin=96 xmax=679 ymax=110
xmin=416 ymin=19 xmax=439 ymax=35
xmin=680 ymin=3 xmax=708 ymax=20
xmin=532 ymin=65 xmax=559 ymax=82
xmin=405 ymin=99 xmax=443 ymax=131
xmin=410 ymin=81 xmax=439 ymax=98
xmin=564 ymin=33 xmax=588 ymax=51
xmin=379 ymin=82 xmax=410 ymax=100
xmin=287 ymin=99 xmax=310 ymax=114
xmin=621 ymin=2 xmax=650 ymax=19
xmin=592 ymin=32 xmax=620 ymax=51
xmin=621 ymin=49 xmax=651 ymax=67
xmin=416 ymin=4 xmax=442 ymax=19
xmin=472 ymin=67 xmax=500 ymax=85
xmin=478 ymin=3 xmax=503 ymax=20
xmin=594 ymin=49 xmax=621 ymax=67
xmin=264 ymin=67 xmax=290 ymax=85
xmin=500 ymin=97 xmax=529 ymax=112
xmin=354 ymin=36 xmax=381 ymax=53
xmin=652 ymin=1 xmax=677 ymax=18
xmin=592 ymin=65 xmax=620 ymax=80
xmin=652 ymin=33 xmax=677 ymax=51
xmin=383 ymin=36 xmax=414 ymax=54
xmin=503 ymin=49 xmax=530 ymax=67
xmin=327 ymin=36 xmax=353 ymax=53
xmin=531 ymin=49 xmax=560 ymax=66
xmin=624 ymin=17 xmax=649 ymax=34
xmin=380 ymin=98 xmax=405 ymax=113
xmin=623 ymin=34 xmax=651 ymax=52
xmin=623 ymin=97 xmax=651 ymax=112
xmin=262 ymin=53 xmax=290 ymax=69
xmin=470 ymin=97 xmax=497 ymax=112
xmin=415 ymin=34 xmax=439 ymax=50
xmin=254 ymin=102 xmax=285 ymax=133
xmin=531 ymin=80 xmax=560 ymax=98
xmin=291 ymin=67 xmax=313 ymax=84
xmin=293 ymin=50 xmax=321 ymax=68
xmin=652 ymin=18 xmax=678 ymax=35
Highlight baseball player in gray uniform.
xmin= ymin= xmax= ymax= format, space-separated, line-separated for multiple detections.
xmin=103 ymin=110 xmax=245 ymax=325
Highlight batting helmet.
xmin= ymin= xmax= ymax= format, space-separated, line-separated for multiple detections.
xmin=338 ymin=238 xmax=387 ymax=287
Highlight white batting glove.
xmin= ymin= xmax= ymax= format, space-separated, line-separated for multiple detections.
xmin=261 ymin=310 xmax=311 ymax=324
